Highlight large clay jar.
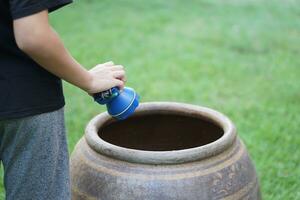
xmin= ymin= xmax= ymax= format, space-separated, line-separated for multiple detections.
xmin=70 ymin=102 xmax=261 ymax=200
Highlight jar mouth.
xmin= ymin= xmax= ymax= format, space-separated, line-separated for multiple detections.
xmin=85 ymin=102 xmax=236 ymax=164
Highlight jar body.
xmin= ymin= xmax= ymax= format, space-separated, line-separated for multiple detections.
xmin=71 ymin=137 xmax=260 ymax=200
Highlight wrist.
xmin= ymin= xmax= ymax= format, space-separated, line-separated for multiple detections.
xmin=79 ymin=70 xmax=93 ymax=93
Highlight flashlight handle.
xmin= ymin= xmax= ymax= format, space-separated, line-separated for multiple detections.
xmin=93 ymin=87 xmax=120 ymax=105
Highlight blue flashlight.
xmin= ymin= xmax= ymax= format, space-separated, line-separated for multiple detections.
xmin=93 ymin=87 xmax=139 ymax=120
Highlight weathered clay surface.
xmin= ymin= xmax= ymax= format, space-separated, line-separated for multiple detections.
xmin=70 ymin=102 xmax=261 ymax=200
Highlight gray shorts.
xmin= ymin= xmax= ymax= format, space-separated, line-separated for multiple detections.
xmin=0 ymin=108 xmax=70 ymax=200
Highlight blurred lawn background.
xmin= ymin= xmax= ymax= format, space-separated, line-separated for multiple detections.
xmin=1 ymin=0 xmax=300 ymax=199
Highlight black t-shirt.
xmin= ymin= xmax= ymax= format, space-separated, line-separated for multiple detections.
xmin=0 ymin=0 xmax=72 ymax=120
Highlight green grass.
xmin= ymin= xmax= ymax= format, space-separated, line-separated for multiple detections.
xmin=1 ymin=0 xmax=299 ymax=199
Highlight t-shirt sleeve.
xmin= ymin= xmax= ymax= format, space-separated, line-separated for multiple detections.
xmin=9 ymin=0 xmax=73 ymax=19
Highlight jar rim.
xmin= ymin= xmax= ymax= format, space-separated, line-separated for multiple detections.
xmin=85 ymin=102 xmax=237 ymax=164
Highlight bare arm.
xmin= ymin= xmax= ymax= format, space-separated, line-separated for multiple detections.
xmin=13 ymin=10 xmax=125 ymax=94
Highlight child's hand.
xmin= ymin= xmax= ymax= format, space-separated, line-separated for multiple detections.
xmin=86 ymin=61 xmax=126 ymax=94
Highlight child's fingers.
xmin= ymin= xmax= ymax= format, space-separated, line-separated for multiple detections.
xmin=113 ymin=79 xmax=125 ymax=90
xmin=92 ymin=61 xmax=114 ymax=71
xmin=110 ymin=65 xmax=124 ymax=71
xmin=112 ymin=70 xmax=125 ymax=79
xmin=120 ymin=76 xmax=127 ymax=83
xmin=102 ymin=61 xmax=114 ymax=66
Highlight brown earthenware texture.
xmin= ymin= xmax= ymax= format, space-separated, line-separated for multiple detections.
xmin=70 ymin=137 xmax=261 ymax=200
